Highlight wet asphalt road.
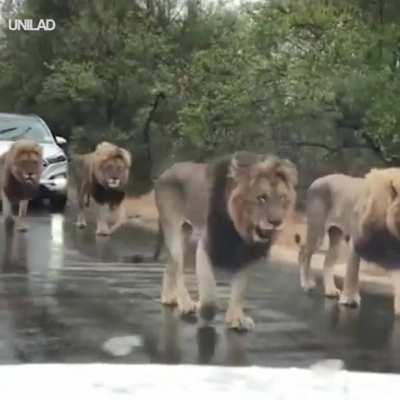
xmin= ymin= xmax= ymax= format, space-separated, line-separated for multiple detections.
xmin=1 ymin=208 xmax=400 ymax=373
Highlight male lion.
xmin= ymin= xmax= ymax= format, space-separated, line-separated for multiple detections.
xmin=296 ymin=174 xmax=363 ymax=296
xmin=297 ymin=170 xmax=400 ymax=316
xmin=0 ymin=139 xmax=43 ymax=232
xmin=155 ymin=151 xmax=298 ymax=331
xmin=72 ymin=142 xmax=132 ymax=236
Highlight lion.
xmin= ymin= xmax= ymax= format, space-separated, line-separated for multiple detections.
xmin=296 ymin=174 xmax=363 ymax=297
xmin=0 ymin=139 xmax=43 ymax=232
xmin=71 ymin=141 xmax=132 ymax=236
xmin=155 ymin=151 xmax=298 ymax=331
xmin=297 ymin=169 xmax=400 ymax=316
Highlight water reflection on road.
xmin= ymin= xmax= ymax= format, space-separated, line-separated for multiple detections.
xmin=0 ymin=210 xmax=399 ymax=372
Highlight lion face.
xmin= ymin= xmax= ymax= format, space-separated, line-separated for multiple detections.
xmin=358 ymin=169 xmax=400 ymax=241
xmin=93 ymin=142 xmax=131 ymax=190
xmin=227 ymin=152 xmax=298 ymax=243
xmin=9 ymin=141 xmax=43 ymax=186
xmin=97 ymin=157 xmax=129 ymax=189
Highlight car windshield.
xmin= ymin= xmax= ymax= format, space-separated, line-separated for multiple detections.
xmin=0 ymin=117 xmax=54 ymax=144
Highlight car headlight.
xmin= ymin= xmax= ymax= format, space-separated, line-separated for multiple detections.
xmin=45 ymin=154 xmax=67 ymax=165
xmin=49 ymin=173 xmax=68 ymax=189
xmin=50 ymin=173 xmax=67 ymax=180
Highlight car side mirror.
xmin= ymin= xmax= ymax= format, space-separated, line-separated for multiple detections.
xmin=56 ymin=136 xmax=67 ymax=145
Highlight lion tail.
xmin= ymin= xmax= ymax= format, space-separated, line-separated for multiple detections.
xmin=153 ymin=218 xmax=164 ymax=261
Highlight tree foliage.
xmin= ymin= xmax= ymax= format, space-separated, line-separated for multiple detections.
xmin=1 ymin=0 xmax=400 ymax=194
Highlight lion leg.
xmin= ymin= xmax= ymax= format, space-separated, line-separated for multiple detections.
xmin=391 ymin=270 xmax=400 ymax=316
xmin=160 ymin=220 xmax=178 ymax=306
xmin=300 ymin=197 xmax=327 ymax=292
xmin=299 ymin=231 xmax=318 ymax=292
xmin=176 ymin=229 xmax=197 ymax=316
xmin=76 ymin=211 xmax=87 ymax=228
xmin=16 ymin=200 xmax=29 ymax=232
xmin=164 ymin=223 xmax=196 ymax=315
xmin=300 ymin=249 xmax=316 ymax=292
xmin=196 ymin=239 xmax=218 ymax=322
xmin=2 ymin=191 xmax=14 ymax=223
xmin=108 ymin=204 xmax=126 ymax=235
xmin=225 ymin=268 xmax=254 ymax=332
xmin=339 ymin=247 xmax=361 ymax=307
xmin=96 ymin=203 xmax=111 ymax=236
xmin=323 ymin=227 xmax=343 ymax=298
xmin=161 ymin=260 xmax=178 ymax=306
xmin=76 ymin=187 xmax=88 ymax=229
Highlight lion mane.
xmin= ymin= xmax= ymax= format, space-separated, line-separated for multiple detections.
xmin=0 ymin=139 xmax=43 ymax=201
xmin=297 ymin=169 xmax=400 ymax=306
xmin=72 ymin=141 xmax=132 ymax=235
xmin=207 ymin=152 xmax=297 ymax=271
xmin=154 ymin=151 xmax=298 ymax=329
xmin=73 ymin=141 xmax=132 ymax=206
xmin=354 ymin=168 xmax=400 ymax=268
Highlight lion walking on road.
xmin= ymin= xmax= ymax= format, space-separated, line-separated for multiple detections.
xmin=155 ymin=152 xmax=298 ymax=331
xmin=297 ymin=169 xmax=400 ymax=316
xmin=0 ymin=139 xmax=43 ymax=232
xmin=71 ymin=142 xmax=132 ymax=236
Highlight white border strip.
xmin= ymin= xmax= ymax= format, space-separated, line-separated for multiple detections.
xmin=1 ymin=364 xmax=400 ymax=399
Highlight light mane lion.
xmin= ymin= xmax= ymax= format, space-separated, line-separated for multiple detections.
xmin=155 ymin=151 xmax=298 ymax=331
xmin=296 ymin=174 xmax=363 ymax=296
xmin=297 ymin=169 xmax=400 ymax=315
xmin=0 ymin=139 xmax=43 ymax=232
xmin=72 ymin=141 xmax=132 ymax=236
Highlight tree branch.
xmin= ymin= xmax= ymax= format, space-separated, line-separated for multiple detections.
xmin=142 ymin=91 xmax=166 ymax=166
xmin=356 ymin=129 xmax=400 ymax=165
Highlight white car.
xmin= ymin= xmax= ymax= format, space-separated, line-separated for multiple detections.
xmin=0 ymin=113 xmax=69 ymax=211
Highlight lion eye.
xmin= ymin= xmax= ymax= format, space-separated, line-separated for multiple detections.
xmin=257 ymin=194 xmax=268 ymax=203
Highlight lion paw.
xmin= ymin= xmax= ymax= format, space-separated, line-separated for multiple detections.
xmin=301 ymin=277 xmax=317 ymax=292
xmin=324 ymin=287 xmax=341 ymax=299
xmin=339 ymin=292 xmax=361 ymax=308
xmin=16 ymin=223 xmax=28 ymax=233
xmin=177 ymin=299 xmax=197 ymax=316
xmin=225 ymin=313 xmax=255 ymax=332
xmin=161 ymin=293 xmax=178 ymax=306
xmin=76 ymin=221 xmax=87 ymax=229
xmin=96 ymin=228 xmax=111 ymax=236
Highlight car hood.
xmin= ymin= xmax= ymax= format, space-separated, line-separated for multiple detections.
xmin=0 ymin=140 xmax=64 ymax=160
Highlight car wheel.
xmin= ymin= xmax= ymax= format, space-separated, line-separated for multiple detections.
xmin=50 ymin=194 xmax=67 ymax=213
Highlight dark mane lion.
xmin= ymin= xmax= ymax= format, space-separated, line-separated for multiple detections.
xmin=297 ymin=168 xmax=400 ymax=316
xmin=0 ymin=139 xmax=43 ymax=232
xmin=72 ymin=141 xmax=132 ymax=236
xmin=206 ymin=156 xmax=269 ymax=271
xmin=155 ymin=151 xmax=298 ymax=331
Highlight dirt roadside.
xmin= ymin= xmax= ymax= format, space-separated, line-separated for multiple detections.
xmin=122 ymin=193 xmax=394 ymax=299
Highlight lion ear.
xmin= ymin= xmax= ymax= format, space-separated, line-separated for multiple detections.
xmin=276 ymin=159 xmax=298 ymax=187
xmin=229 ymin=151 xmax=258 ymax=181
xmin=390 ymin=181 xmax=398 ymax=200
xmin=96 ymin=141 xmax=112 ymax=150
xmin=120 ymin=148 xmax=132 ymax=168
xmin=35 ymin=144 xmax=43 ymax=157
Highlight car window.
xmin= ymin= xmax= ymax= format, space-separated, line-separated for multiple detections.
xmin=0 ymin=118 xmax=54 ymax=144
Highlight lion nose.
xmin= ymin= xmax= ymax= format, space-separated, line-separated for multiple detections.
xmin=268 ymin=218 xmax=282 ymax=227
